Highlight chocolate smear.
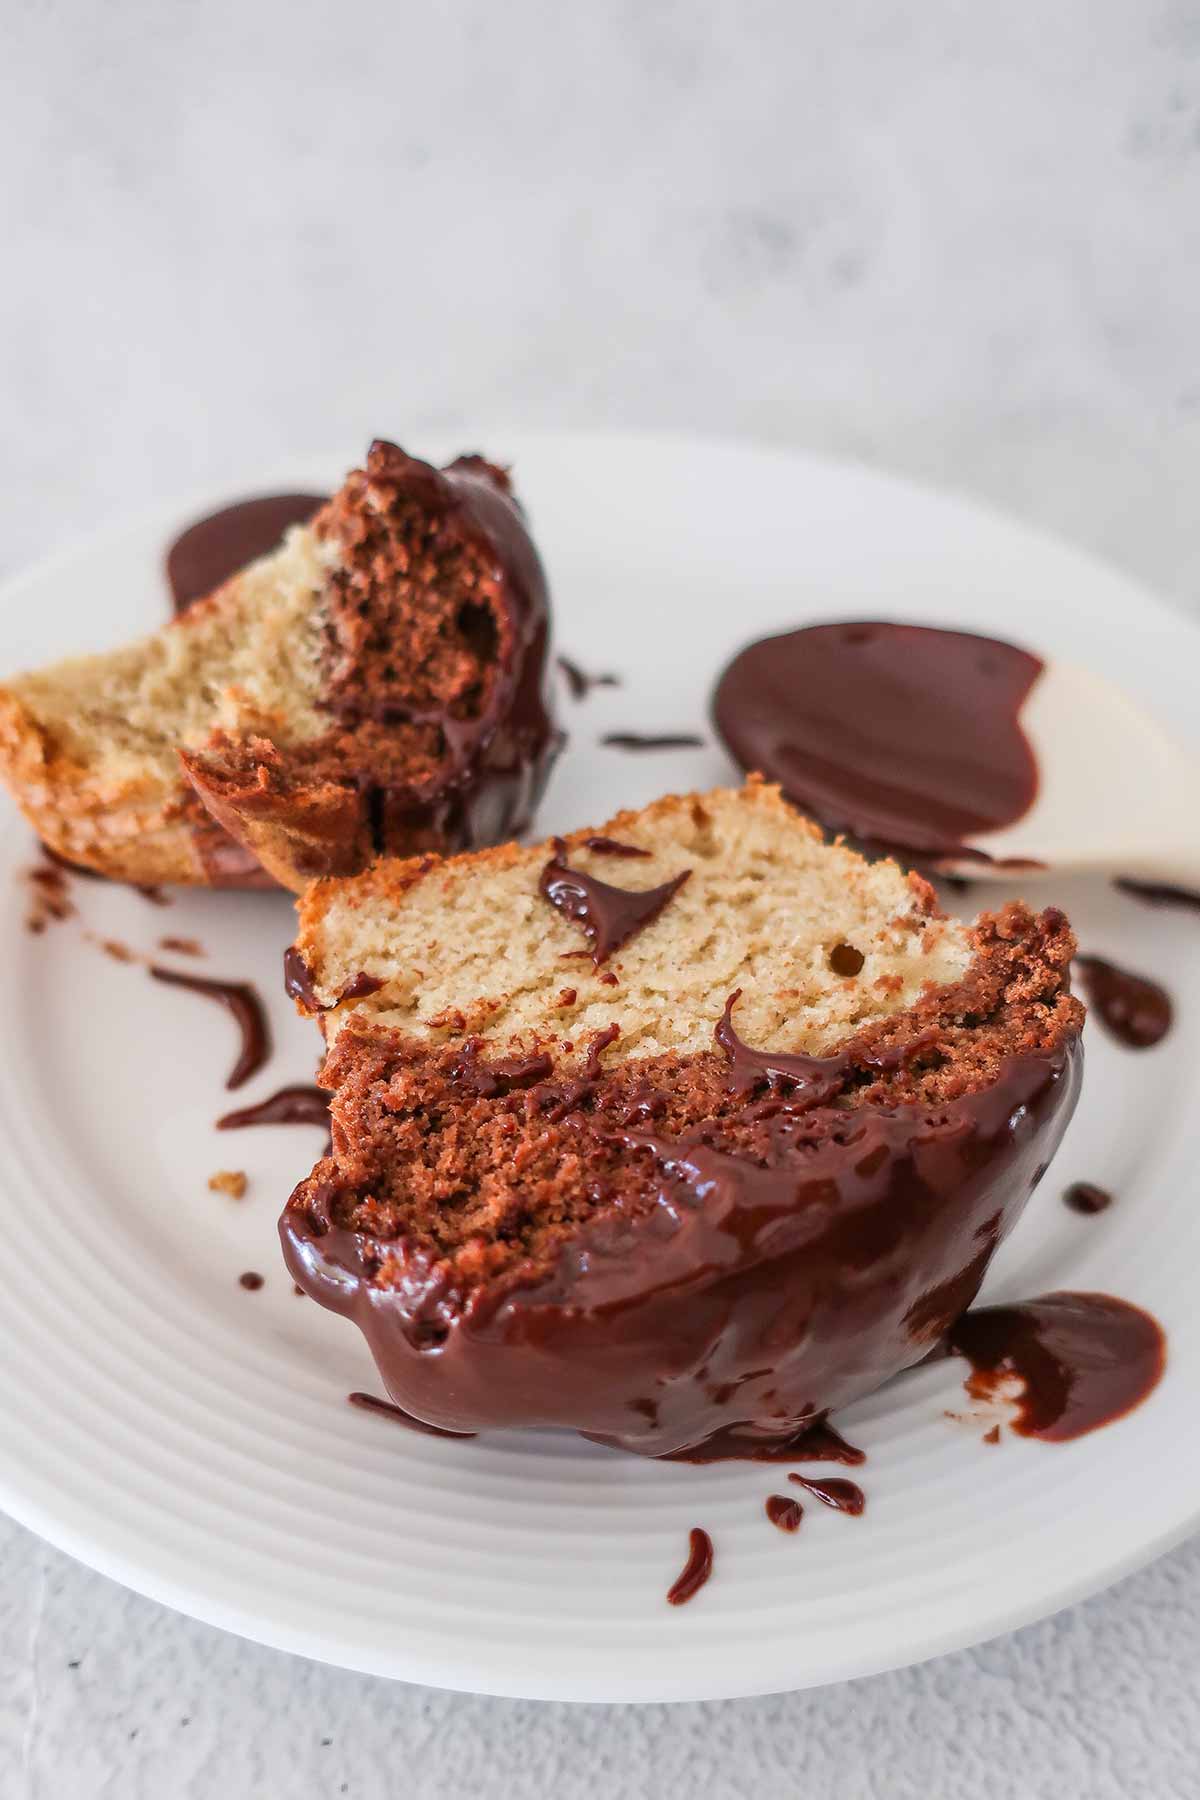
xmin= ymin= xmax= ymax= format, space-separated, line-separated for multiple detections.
xmin=149 ymin=966 xmax=270 ymax=1088
xmin=947 ymin=1291 xmax=1165 ymax=1441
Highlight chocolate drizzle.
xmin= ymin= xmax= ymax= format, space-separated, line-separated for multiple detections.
xmin=148 ymin=966 xmax=270 ymax=1089
xmin=167 ymin=493 xmax=327 ymax=615
xmin=445 ymin=1043 xmax=555 ymax=1099
xmin=787 ymin=1474 xmax=866 ymax=1515
xmin=347 ymin=1390 xmax=476 ymax=1440
xmin=765 ymin=1495 xmax=804 ymax=1532
xmin=947 ymin=1292 xmax=1165 ymax=1441
xmin=539 ymin=839 xmax=691 ymax=964
xmin=1075 ymin=955 xmax=1172 ymax=1049
xmin=666 ymin=1527 xmax=714 ymax=1605
xmin=713 ymin=621 xmax=1043 ymax=860
xmin=714 ymin=989 xmax=935 ymax=1105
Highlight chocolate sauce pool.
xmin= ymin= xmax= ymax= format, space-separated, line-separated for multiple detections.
xmin=947 ymin=1292 xmax=1165 ymax=1441
xmin=167 ymin=493 xmax=326 ymax=614
xmin=713 ymin=621 xmax=1043 ymax=859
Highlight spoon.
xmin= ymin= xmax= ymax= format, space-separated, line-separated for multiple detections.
xmin=945 ymin=661 xmax=1200 ymax=886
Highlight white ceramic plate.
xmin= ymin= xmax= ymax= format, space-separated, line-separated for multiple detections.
xmin=0 ymin=430 xmax=1197 ymax=1704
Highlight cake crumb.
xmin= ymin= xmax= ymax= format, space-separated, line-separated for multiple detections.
xmin=23 ymin=863 xmax=75 ymax=933
xmin=209 ymin=1169 xmax=248 ymax=1200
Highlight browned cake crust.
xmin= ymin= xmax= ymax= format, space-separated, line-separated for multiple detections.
xmin=280 ymin=786 xmax=1084 ymax=1458
xmin=0 ymin=442 xmax=560 ymax=889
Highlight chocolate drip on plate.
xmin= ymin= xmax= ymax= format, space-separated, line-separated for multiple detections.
xmin=602 ymin=732 xmax=705 ymax=752
xmin=219 ymin=1085 xmax=331 ymax=1134
xmin=765 ymin=1495 xmax=804 ymax=1532
xmin=148 ymin=966 xmax=270 ymax=1089
xmin=1063 ymin=1181 xmax=1112 ymax=1215
xmin=348 ymin=1391 xmax=476 ymax=1440
xmin=787 ymin=1474 xmax=866 ymax=1515
xmin=1074 ymin=955 xmax=1172 ymax=1049
xmin=557 ymin=656 xmax=620 ymax=701
xmin=666 ymin=1527 xmax=714 ymax=1605
xmin=1114 ymin=877 xmax=1200 ymax=915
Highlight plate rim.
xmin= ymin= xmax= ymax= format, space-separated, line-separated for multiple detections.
xmin=1 ymin=424 xmax=1198 ymax=1704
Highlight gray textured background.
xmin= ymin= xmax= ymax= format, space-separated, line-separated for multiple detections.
xmin=3 ymin=3 xmax=1200 ymax=1795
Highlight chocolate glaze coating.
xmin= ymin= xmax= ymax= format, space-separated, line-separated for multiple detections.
xmin=352 ymin=448 xmax=563 ymax=865
xmin=280 ymin=1040 xmax=1081 ymax=1459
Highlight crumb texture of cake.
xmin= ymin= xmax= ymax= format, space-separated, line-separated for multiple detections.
xmin=0 ymin=442 xmax=559 ymax=889
xmin=291 ymin=780 xmax=976 ymax=1058
xmin=282 ymin=782 xmax=1085 ymax=1459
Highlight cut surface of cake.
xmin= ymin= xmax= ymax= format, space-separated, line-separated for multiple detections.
xmin=0 ymin=441 xmax=559 ymax=889
xmin=281 ymin=780 xmax=1084 ymax=1459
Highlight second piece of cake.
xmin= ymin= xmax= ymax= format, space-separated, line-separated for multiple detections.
xmin=0 ymin=441 xmax=560 ymax=888
xmin=282 ymin=780 xmax=1083 ymax=1459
